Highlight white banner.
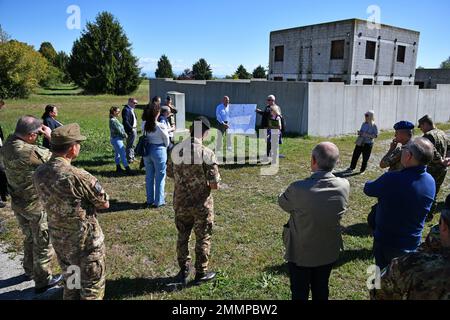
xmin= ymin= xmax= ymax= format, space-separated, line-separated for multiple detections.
xmin=227 ymin=104 xmax=257 ymax=135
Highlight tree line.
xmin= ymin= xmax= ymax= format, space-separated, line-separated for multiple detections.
xmin=155 ymin=54 xmax=267 ymax=80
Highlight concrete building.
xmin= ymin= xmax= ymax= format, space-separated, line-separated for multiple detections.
xmin=269 ymin=19 xmax=420 ymax=85
xmin=415 ymin=68 xmax=450 ymax=89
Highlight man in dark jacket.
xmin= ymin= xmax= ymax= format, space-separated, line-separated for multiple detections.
xmin=364 ymin=137 xmax=436 ymax=270
xmin=122 ymin=98 xmax=138 ymax=163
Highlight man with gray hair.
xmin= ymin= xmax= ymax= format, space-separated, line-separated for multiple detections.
xmin=278 ymin=142 xmax=350 ymax=300
xmin=0 ymin=116 xmax=62 ymax=294
xmin=364 ymin=137 xmax=436 ymax=270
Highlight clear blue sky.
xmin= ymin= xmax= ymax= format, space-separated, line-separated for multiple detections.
xmin=1 ymin=0 xmax=449 ymax=76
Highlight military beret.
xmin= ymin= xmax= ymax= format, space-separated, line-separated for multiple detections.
xmin=394 ymin=121 xmax=415 ymax=131
xmin=51 ymin=123 xmax=86 ymax=146
xmin=194 ymin=116 xmax=211 ymax=130
xmin=417 ymin=115 xmax=433 ymax=128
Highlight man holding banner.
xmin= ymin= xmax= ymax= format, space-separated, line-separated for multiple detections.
xmin=215 ymin=96 xmax=232 ymax=152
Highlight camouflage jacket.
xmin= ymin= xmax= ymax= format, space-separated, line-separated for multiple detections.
xmin=370 ymin=247 xmax=450 ymax=300
xmin=0 ymin=135 xmax=51 ymax=212
xmin=423 ymin=128 xmax=449 ymax=172
xmin=168 ymin=137 xmax=221 ymax=209
xmin=33 ymin=156 xmax=109 ymax=231
xmin=380 ymin=145 xmax=404 ymax=172
xmin=417 ymin=225 xmax=441 ymax=253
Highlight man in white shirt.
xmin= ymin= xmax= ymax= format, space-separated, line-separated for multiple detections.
xmin=215 ymin=96 xmax=232 ymax=152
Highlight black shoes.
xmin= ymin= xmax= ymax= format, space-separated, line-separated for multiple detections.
xmin=116 ymin=165 xmax=124 ymax=173
xmin=34 ymin=274 xmax=63 ymax=294
xmin=125 ymin=166 xmax=134 ymax=176
xmin=193 ymin=271 xmax=216 ymax=284
xmin=174 ymin=267 xmax=191 ymax=286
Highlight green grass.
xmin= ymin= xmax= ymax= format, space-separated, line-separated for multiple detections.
xmin=0 ymin=81 xmax=449 ymax=300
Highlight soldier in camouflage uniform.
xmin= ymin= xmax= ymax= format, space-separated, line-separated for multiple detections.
xmin=370 ymin=204 xmax=450 ymax=300
xmin=33 ymin=123 xmax=110 ymax=300
xmin=418 ymin=115 xmax=450 ymax=219
xmin=380 ymin=121 xmax=414 ymax=172
xmin=0 ymin=116 xmax=62 ymax=293
xmin=167 ymin=116 xmax=221 ymax=285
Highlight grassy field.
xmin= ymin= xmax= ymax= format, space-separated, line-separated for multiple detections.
xmin=0 ymin=80 xmax=449 ymax=300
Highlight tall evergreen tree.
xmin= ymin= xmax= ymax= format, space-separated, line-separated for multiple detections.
xmin=234 ymin=65 xmax=251 ymax=79
xmin=252 ymin=65 xmax=267 ymax=79
xmin=155 ymin=55 xmax=174 ymax=78
xmin=39 ymin=42 xmax=57 ymax=64
xmin=192 ymin=58 xmax=212 ymax=80
xmin=68 ymin=11 xmax=141 ymax=94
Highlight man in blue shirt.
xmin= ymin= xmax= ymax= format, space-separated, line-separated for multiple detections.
xmin=364 ymin=137 xmax=436 ymax=270
xmin=215 ymin=96 xmax=232 ymax=152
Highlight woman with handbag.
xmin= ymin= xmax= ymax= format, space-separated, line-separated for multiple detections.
xmin=109 ymin=106 xmax=133 ymax=175
xmin=142 ymin=103 xmax=170 ymax=209
xmin=347 ymin=110 xmax=378 ymax=174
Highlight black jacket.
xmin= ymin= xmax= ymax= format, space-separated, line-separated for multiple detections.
xmin=256 ymin=105 xmax=272 ymax=128
xmin=122 ymin=105 xmax=137 ymax=134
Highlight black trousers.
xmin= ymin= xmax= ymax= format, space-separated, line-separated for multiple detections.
xmin=350 ymin=143 xmax=373 ymax=172
xmin=288 ymin=262 xmax=334 ymax=301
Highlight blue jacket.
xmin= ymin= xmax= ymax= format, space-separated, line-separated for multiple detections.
xmin=43 ymin=116 xmax=62 ymax=148
xmin=364 ymin=165 xmax=436 ymax=251
xmin=122 ymin=105 xmax=137 ymax=134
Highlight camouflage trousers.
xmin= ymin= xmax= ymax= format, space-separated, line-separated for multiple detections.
xmin=428 ymin=168 xmax=447 ymax=215
xmin=175 ymin=205 xmax=214 ymax=274
xmin=49 ymin=216 xmax=106 ymax=300
xmin=12 ymin=206 xmax=53 ymax=288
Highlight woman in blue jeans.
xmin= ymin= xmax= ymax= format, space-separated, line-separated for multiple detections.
xmin=143 ymin=103 xmax=170 ymax=208
xmin=109 ymin=106 xmax=132 ymax=175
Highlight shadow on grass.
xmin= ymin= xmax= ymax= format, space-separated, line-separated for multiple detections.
xmin=105 ymin=276 xmax=194 ymax=299
xmin=333 ymin=170 xmax=362 ymax=178
xmin=264 ymin=248 xmax=374 ymax=273
xmin=106 ymin=199 xmax=145 ymax=213
xmin=263 ymin=263 xmax=289 ymax=276
xmin=38 ymin=92 xmax=82 ymax=96
xmin=335 ymin=248 xmax=373 ymax=268
xmin=343 ymin=223 xmax=373 ymax=238
xmin=74 ymin=156 xmax=113 ymax=168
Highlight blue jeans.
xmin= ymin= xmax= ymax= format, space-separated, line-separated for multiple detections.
xmin=143 ymin=144 xmax=167 ymax=206
xmin=373 ymin=241 xmax=413 ymax=270
xmin=110 ymin=137 xmax=129 ymax=167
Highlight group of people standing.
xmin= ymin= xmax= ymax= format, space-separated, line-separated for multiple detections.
xmin=0 ymin=94 xmax=449 ymax=301
xmin=278 ymin=111 xmax=450 ymax=301
xmin=215 ymin=94 xmax=285 ymax=158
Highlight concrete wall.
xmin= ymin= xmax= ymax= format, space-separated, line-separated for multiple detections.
xmin=150 ymin=78 xmax=309 ymax=135
xmin=150 ymin=78 xmax=450 ymax=136
xmin=307 ymin=83 xmax=450 ymax=136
